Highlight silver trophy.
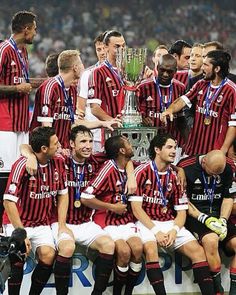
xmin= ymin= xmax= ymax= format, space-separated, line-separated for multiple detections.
xmin=116 ymin=47 xmax=147 ymax=128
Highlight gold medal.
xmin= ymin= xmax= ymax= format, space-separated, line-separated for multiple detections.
xmin=74 ymin=200 xmax=81 ymax=208
xmin=204 ymin=117 xmax=211 ymax=125
xmin=161 ymin=206 xmax=168 ymax=214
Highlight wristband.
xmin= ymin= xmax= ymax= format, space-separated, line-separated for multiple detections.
xmin=219 ymin=217 xmax=227 ymax=226
xmin=151 ymin=226 xmax=159 ymax=235
xmin=173 ymin=225 xmax=180 ymax=233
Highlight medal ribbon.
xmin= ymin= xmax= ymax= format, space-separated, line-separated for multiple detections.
xmin=152 ymin=161 xmax=170 ymax=207
xmin=37 ymin=162 xmax=52 ymax=190
xmin=201 ymin=171 xmax=216 ymax=213
xmin=57 ymin=75 xmax=75 ymax=123
xmin=155 ymin=79 xmax=173 ymax=112
xmin=112 ymin=160 xmax=127 ymax=204
xmin=204 ymin=79 xmax=226 ymax=119
xmin=9 ymin=37 xmax=30 ymax=82
xmin=71 ymin=159 xmax=85 ymax=202
xmin=104 ymin=60 xmax=124 ymax=86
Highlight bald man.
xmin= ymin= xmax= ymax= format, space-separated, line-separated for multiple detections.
xmin=178 ymin=150 xmax=236 ymax=295
xmin=138 ymin=54 xmax=187 ymax=162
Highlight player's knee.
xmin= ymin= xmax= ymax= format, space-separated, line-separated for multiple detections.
xmin=130 ymin=241 xmax=143 ymax=261
xmin=202 ymin=234 xmax=219 ymax=254
xmin=58 ymin=240 xmax=76 ymax=257
xmin=37 ymin=246 xmax=56 ymax=265
xmin=117 ymin=245 xmax=131 ymax=264
xmin=144 ymin=244 xmax=158 ymax=261
xmin=98 ymin=237 xmax=115 ymax=254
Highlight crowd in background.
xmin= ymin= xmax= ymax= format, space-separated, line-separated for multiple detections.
xmin=0 ymin=0 xmax=236 ymax=77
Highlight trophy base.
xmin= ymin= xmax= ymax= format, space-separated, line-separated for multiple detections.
xmin=122 ymin=114 xmax=142 ymax=128
xmin=105 ymin=127 xmax=157 ymax=162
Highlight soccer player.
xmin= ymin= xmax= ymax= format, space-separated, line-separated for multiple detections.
xmin=184 ymin=43 xmax=204 ymax=132
xmin=0 ymin=10 xmax=37 ymax=228
xmin=178 ymin=150 xmax=236 ymax=295
xmin=50 ymin=125 xmax=119 ymax=295
xmin=3 ymin=126 xmax=71 ymax=295
xmin=21 ymin=126 xmax=137 ymax=295
xmin=81 ymin=135 xmax=143 ymax=295
xmin=152 ymin=45 xmax=169 ymax=71
xmin=88 ymin=30 xmax=126 ymax=120
xmin=30 ymin=50 xmax=84 ymax=149
xmin=161 ymin=50 xmax=236 ymax=156
xmin=173 ymin=43 xmax=203 ymax=89
xmin=45 ymin=52 xmax=60 ymax=77
xmin=169 ymin=39 xmax=192 ymax=71
xmin=189 ymin=41 xmax=236 ymax=89
xmin=130 ymin=134 xmax=214 ymax=295
xmin=77 ymin=31 xmax=108 ymax=152
xmin=138 ymin=54 xmax=186 ymax=161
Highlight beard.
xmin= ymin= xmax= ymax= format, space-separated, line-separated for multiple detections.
xmin=203 ymin=71 xmax=216 ymax=81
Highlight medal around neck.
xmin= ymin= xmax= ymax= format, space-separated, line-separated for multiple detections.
xmin=204 ymin=117 xmax=211 ymax=125
xmin=74 ymin=200 xmax=81 ymax=208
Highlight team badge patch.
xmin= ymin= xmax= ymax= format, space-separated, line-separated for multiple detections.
xmin=42 ymin=105 xmax=49 ymax=116
xmin=54 ymin=170 xmax=59 ymax=182
xmin=88 ymin=88 xmax=95 ymax=98
xmin=216 ymin=94 xmax=223 ymax=103
xmin=9 ymin=183 xmax=16 ymax=194
xmin=88 ymin=164 xmax=92 ymax=173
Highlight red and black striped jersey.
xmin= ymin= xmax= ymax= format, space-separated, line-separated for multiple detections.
xmin=138 ymin=77 xmax=186 ymax=146
xmin=81 ymin=160 xmax=134 ymax=228
xmin=178 ymin=155 xmax=235 ymax=216
xmin=0 ymin=40 xmax=29 ymax=131
xmin=132 ymin=161 xmax=188 ymax=221
xmin=30 ymin=76 xmax=77 ymax=148
xmin=51 ymin=153 xmax=107 ymax=225
xmin=174 ymin=70 xmax=189 ymax=89
xmin=87 ymin=62 xmax=123 ymax=118
xmin=3 ymin=155 xmax=67 ymax=227
xmin=181 ymin=78 xmax=236 ymax=156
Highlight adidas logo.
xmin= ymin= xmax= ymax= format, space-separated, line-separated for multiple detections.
xmin=29 ymin=176 xmax=36 ymax=181
xmin=116 ymin=180 xmax=122 ymax=186
xmin=198 ymin=90 xmax=203 ymax=95
xmin=146 ymin=96 xmax=153 ymax=101
xmin=145 ymin=179 xmax=152 ymax=185
xmin=106 ymin=77 xmax=112 ymax=82
xmin=194 ymin=178 xmax=201 ymax=184
xmin=11 ymin=60 xmax=16 ymax=66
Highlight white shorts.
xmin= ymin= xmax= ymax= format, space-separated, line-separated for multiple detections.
xmin=104 ymin=222 xmax=140 ymax=242
xmin=0 ymin=131 xmax=29 ymax=172
xmin=51 ymin=222 xmax=109 ymax=248
xmin=3 ymin=224 xmax=55 ymax=254
xmin=136 ymin=220 xmax=196 ymax=250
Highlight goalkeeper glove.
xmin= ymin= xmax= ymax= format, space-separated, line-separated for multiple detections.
xmin=198 ymin=213 xmax=226 ymax=235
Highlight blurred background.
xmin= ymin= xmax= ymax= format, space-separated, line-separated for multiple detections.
xmin=1 ymin=0 xmax=236 ymax=77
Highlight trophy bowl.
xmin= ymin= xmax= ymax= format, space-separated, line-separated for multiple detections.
xmin=116 ymin=47 xmax=147 ymax=128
